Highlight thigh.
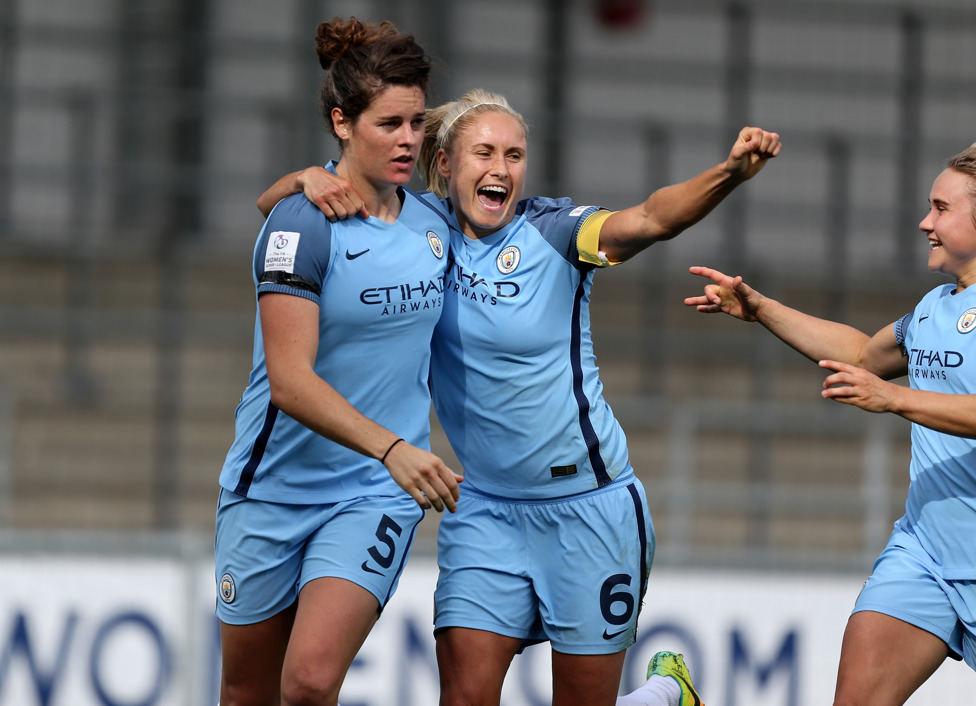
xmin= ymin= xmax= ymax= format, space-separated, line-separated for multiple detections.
xmin=281 ymin=577 xmax=381 ymax=704
xmin=219 ymin=603 xmax=297 ymax=706
xmin=530 ymin=480 xmax=654 ymax=655
xmin=551 ymin=649 xmax=628 ymax=706
xmin=834 ymin=610 xmax=948 ymax=706
xmin=435 ymin=626 xmax=522 ymax=706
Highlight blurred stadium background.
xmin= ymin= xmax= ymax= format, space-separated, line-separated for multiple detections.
xmin=4 ymin=0 xmax=976 ymax=565
xmin=2 ymin=0 xmax=976 ymax=670
xmin=4 ymin=0 xmax=976 ymax=703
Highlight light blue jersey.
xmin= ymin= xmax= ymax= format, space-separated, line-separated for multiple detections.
xmin=893 ymin=283 xmax=976 ymax=577
xmin=219 ymin=173 xmax=450 ymax=504
xmin=426 ymin=195 xmax=633 ymax=500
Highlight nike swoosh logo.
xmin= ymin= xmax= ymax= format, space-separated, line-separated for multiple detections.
xmin=361 ymin=561 xmax=383 ymax=576
xmin=346 ymin=249 xmax=370 ymax=260
xmin=602 ymin=628 xmax=627 ymax=640
xmin=919 ymin=315 xmax=929 ymax=322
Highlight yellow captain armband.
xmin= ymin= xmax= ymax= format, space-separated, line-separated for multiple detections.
xmin=576 ymin=209 xmax=620 ymax=267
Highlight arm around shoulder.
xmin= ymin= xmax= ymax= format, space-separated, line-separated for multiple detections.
xmin=257 ymin=166 xmax=367 ymax=221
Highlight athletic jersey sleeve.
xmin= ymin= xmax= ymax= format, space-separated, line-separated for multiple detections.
xmin=253 ymin=193 xmax=333 ymax=303
xmin=517 ymin=196 xmax=602 ymax=270
xmin=894 ymin=311 xmax=913 ymax=349
xmin=576 ymin=209 xmax=621 ymax=267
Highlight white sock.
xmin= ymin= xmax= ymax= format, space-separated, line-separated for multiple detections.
xmin=615 ymin=674 xmax=682 ymax=706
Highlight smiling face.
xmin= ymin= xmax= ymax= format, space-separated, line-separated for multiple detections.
xmin=920 ymin=168 xmax=976 ymax=289
xmin=437 ymin=110 xmax=527 ymax=239
xmin=333 ymin=84 xmax=426 ymax=196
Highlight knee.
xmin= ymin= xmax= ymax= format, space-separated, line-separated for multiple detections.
xmin=280 ymin=666 xmax=342 ymax=706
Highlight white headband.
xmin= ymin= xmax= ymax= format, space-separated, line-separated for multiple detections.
xmin=441 ymin=101 xmax=511 ymax=141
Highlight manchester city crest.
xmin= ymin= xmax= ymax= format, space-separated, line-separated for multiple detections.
xmin=427 ymin=231 xmax=444 ymax=258
xmin=497 ymin=245 xmax=520 ymax=274
xmin=219 ymin=573 xmax=237 ymax=604
xmin=957 ymin=307 xmax=976 ymax=334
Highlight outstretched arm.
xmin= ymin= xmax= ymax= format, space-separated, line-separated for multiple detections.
xmin=686 ymin=265 xmax=976 ymax=437
xmin=598 ymin=127 xmax=782 ymax=262
xmin=683 ymin=265 xmax=907 ymax=379
xmin=257 ymin=166 xmax=367 ymax=220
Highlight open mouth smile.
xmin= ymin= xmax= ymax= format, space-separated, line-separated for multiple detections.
xmin=477 ymin=184 xmax=508 ymax=211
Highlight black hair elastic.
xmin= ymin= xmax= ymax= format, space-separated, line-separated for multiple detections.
xmin=380 ymin=438 xmax=404 ymax=464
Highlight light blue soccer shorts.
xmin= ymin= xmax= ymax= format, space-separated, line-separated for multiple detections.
xmin=214 ymin=488 xmax=424 ymax=625
xmin=433 ymin=478 xmax=655 ymax=655
xmin=854 ymin=523 xmax=976 ymax=669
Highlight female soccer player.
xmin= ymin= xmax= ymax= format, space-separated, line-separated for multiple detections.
xmin=215 ymin=18 xmax=461 ymax=706
xmin=260 ymin=89 xmax=780 ymax=705
xmin=684 ymin=143 xmax=976 ymax=705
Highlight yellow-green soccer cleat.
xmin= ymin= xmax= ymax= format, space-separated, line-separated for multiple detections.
xmin=646 ymin=651 xmax=703 ymax=706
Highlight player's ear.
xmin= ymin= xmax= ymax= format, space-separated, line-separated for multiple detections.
xmin=436 ymin=148 xmax=451 ymax=179
xmin=332 ymin=108 xmax=351 ymax=141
